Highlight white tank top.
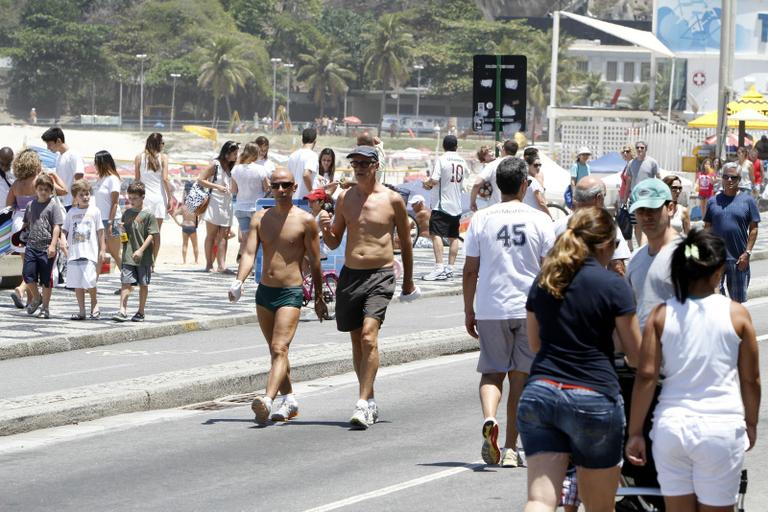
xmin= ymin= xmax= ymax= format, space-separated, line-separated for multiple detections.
xmin=656 ymin=294 xmax=743 ymax=420
xmin=140 ymin=153 xmax=165 ymax=201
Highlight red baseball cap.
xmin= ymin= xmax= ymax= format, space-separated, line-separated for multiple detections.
xmin=304 ymin=188 xmax=327 ymax=202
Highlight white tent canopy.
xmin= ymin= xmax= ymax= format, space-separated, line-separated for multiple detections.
xmin=559 ymin=11 xmax=674 ymax=58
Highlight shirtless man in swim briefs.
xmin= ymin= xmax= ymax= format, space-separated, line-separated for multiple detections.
xmin=230 ymin=168 xmax=327 ymax=426
xmin=321 ymin=145 xmax=417 ymax=429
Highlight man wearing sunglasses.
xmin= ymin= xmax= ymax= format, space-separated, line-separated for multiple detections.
xmin=704 ymin=163 xmax=760 ymax=303
xmin=230 ymin=168 xmax=327 ymax=426
xmin=626 ymin=141 xmax=660 ymax=246
xmin=321 ymin=145 xmax=416 ymax=429
xmin=554 ymin=176 xmax=631 ymax=275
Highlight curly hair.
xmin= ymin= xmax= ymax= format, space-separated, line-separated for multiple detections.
xmin=12 ymin=149 xmax=42 ymax=180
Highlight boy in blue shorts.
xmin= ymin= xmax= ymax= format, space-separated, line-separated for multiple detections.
xmin=22 ymin=173 xmax=64 ymax=318
xmin=113 ymin=182 xmax=159 ymax=322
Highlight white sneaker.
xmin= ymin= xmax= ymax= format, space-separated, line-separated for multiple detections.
xmin=251 ymin=396 xmax=272 ymax=425
xmin=368 ymin=401 xmax=379 ymax=424
xmin=500 ymin=448 xmax=520 ymax=468
xmin=443 ymin=266 xmax=454 ymax=279
xmin=349 ymin=400 xmax=373 ymax=429
xmin=270 ymin=398 xmax=299 ymax=421
xmin=421 ymin=267 xmax=447 ymax=281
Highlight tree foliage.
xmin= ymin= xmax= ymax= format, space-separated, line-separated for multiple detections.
xmin=198 ymin=37 xmax=254 ymax=123
xmin=297 ymin=43 xmax=355 ymax=116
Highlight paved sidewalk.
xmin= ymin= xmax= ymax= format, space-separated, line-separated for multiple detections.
xmin=0 ymin=248 xmax=464 ymax=359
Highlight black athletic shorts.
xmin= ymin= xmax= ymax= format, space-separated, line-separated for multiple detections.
xmin=335 ymin=266 xmax=395 ymax=332
xmin=429 ymin=209 xmax=461 ymax=239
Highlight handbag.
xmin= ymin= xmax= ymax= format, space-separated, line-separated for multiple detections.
xmin=616 ymin=204 xmax=633 ymax=240
xmin=183 ymin=162 xmax=219 ymax=215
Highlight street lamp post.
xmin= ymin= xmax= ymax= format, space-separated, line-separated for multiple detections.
xmin=283 ymin=63 xmax=294 ymax=121
xmin=118 ymin=76 xmax=123 ymax=127
xmin=270 ymin=57 xmax=282 ymax=133
xmin=413 ymin=64 xmax=424 ymax=127
xmin=169 ymin=73 xmax=181 ymax=132
xmin=136 ymin=53 xmax=148 ymax=132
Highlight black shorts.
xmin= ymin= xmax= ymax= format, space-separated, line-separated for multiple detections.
xmin=23 ymin=247 xmax=56 ymax=288
xmin=429 ymin=210 xmax=461 ymax=239
xmin=335 ymin=266 xmax=395 ymax=332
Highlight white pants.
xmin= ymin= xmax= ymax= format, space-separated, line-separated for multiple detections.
xmin=651 ymin=414 xmax=746 ymax=506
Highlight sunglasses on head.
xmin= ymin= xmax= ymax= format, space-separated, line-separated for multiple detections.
xmin=270 ymin=181 xmax=294 ymax=190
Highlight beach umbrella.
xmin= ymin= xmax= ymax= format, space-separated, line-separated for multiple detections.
xmin=343 ymin=116 xmax=362 ymax=125
xmin=704 ymin=133 xmax=751 ymax=146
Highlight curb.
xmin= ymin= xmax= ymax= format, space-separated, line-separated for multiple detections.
xmin=0 ymin=285 xmax=463 ymax=361
xmin=0 ymin=327 xmax=476 ymax=436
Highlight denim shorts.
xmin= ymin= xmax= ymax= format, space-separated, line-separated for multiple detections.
xmin=517 ymin=379 xmax=625 ymax=469
xmin=234 ymin=211 xmax=253 ymax=233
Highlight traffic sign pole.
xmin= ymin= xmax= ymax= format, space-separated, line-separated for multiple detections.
xmin=495 ymin=54 xmax=502 ymax=157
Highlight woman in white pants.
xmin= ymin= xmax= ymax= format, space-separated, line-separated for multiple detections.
xmin=626 ymin=229 xmax=760 ymax=512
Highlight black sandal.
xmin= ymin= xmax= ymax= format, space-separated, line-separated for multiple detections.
xmin=70 ymin=313 xmax=86 ymax=321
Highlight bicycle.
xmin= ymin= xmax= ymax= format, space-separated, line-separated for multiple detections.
xmin=301 ymin=269 xmax=338 ymax=320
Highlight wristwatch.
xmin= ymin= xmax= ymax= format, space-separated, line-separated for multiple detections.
xmin=745 ymin=250 xmax=752 ymax=257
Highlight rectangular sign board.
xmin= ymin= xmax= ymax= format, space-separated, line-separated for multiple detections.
xmin=472 ymin=54 xmax=527 ymax=134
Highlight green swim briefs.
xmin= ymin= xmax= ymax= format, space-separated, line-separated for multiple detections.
xmin=255 ymin=283 xmax=304 ymax=312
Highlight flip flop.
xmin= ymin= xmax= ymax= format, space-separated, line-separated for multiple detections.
xmin=10 ymin=291 xmax=24 ymax=309
xmin=70 ymin=313 xmax=86 ymax=321
xmin=90 ymin=309 xmax=101 ymax=320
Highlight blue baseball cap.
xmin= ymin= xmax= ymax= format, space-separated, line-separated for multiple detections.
xmin=629 ymin=178 xmax=672 ymax=213
xmin=346 ymin=146 xmax=379 ymax=161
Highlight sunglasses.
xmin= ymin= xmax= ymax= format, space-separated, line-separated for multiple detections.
xmin=270 ymin=181 xmax=294 ymax=190
xmin=723 ymin=175 xmax=740 ymax=181
xmin=635 ymin=146 xmax=646 ymax=150
xmin=350 ymin=160 xmax=374 ymax=169
xmin=670 ymin=186 xmax=683 ymax=191
xmin=622 ymin=150 xmax=631 ymax=154
xmin=533 ymin=163 xmax=542 ymax=168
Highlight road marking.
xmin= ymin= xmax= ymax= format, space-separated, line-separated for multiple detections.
xmin=44 ymin=364 xmax=134 ymax=378
xmin=433 ymin=312 xmax=464 ymax=319
xmin=202 ymin=345 xmax=261 ymax=355
xmin=302 ymin=461 xmax=485 ymax=512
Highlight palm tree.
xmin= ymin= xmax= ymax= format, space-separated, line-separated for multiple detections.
xmin=296 ymin=43 xmax=355 ymax=117
xmin=363 ymin=14 xmax=413 ymax=134
xmin=575 ymin=73 xmax=608 ymax=106
xmin=197 ymin=37 xmax=254 ymax=126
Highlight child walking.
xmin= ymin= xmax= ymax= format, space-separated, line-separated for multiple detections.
xmin=62 ymin=179 xmax=105 ymax=320
xmin=113 ymin=181 xmax=159 ymax=322
xmin=21 ymin=173 xmax=64 ymax=318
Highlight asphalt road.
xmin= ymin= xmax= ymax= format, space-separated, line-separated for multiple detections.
xmin=3 ymin=332 xmax=768 ymax=511
xmin=0 ymin=294 xmax=465 ymax=398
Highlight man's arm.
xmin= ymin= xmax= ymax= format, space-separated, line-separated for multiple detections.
xmin=470 ymin=175 xmax=484 ymax=212
xmin=303 ymin=169 xmax=314 ymax=193
xmin=321 ymin=192 xmax=347 ymax=250
xmin=303 ymin=216 xmax=327 ymax=321
xmin=236 ymin=214 xmax=261 ymax=283
xmin=392 ymin=193 xmax=415 ymax=294
xmin=462 ymin=255 xmax=480 ymax=338
xmin=738 ymin=221 xmax=759 ymax=271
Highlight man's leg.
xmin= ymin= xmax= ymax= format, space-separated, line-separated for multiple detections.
xmin=431 ymin=234 xmax=444 ymax=266
xmin=352 ymin=317 xmax=381 ymax=400
xmin=479 ymin=373 xmax=505 ymax=420
xmin=258 ymin=305 xmax=300 ymax=399
xmin=505 ymin=370 xmax=527 ymax=450
xmin=447 ymin=237 xmax=460 ymax=267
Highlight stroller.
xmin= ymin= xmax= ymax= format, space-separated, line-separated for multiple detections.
xmin=614 ymin=358 xmax=749 ymax=511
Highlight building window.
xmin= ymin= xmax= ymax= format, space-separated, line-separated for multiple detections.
xmin=606 ymin=61 xmax=618 ymax=81
xmin=623 ymin=62 xmax=636 ymax=83
xmin=576 ymin=60 xmax=588 ymax=73
xmin=641 ymin=62 xmax=651 ymax=82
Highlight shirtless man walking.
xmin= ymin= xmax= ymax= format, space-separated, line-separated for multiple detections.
xmin=230 ymin=168 xmax=327 ymax=426
xmin=321 ymin=146 xmax=416 ymax=429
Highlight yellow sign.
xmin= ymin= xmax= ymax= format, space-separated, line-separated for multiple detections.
xmin=183 ymin=125 xmax=219 ymax=143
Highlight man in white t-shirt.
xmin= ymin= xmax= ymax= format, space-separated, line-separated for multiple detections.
xmin=287 ymin=127 xmax=318 ymax=199
xmin=42 ymin=127 xmax=84 ymax=209
xmin=469 ymin=139 xmax=519 ymax=211
xmin=463 ymin=157 xmax=555 ymax=467
xmin=554 ymin=175 xmax=631 ymax=275
xmin=422 ymin=135 xmax=466 ymax=281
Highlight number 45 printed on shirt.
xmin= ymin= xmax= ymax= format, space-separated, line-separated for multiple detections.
xmin=496 ymin=224 xmax=526 ymax=247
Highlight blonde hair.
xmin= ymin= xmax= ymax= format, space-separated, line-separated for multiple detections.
xmin=70 ymin=178 xmax=92 ymax=199
xmin=621 ymin=144 xmax=634 ymax=158
xmin=12 ymin=149 xmax=42 ymax=180
xmin=238 ymin=142 xmax=261 ymax=164
xmin=538 ymin=207 xmax=616 ymax=299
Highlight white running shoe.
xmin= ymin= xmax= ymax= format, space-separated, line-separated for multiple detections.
xmin=251 ymin=396 xmax=272 ymax=425
xmin=443 ymin=266 xmax=454 ymax=279
xmin=368 ymin=401 xmax=379 ymax=424
xmin=421 ymin=267 xmax=447 ymax=281
xmin=270 ymin=399 xmax=299 ymax=421
xmin=349 ymin=400 xmax=373 ymax=429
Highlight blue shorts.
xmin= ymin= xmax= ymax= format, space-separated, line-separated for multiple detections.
xmin=720 ymin=261 xmax=750 ymax=303
xmin=235 ymin=211 xmax=252 ymax=233
xmin=102 ymin=220 xmax=120 ymax=238
xmin=23 ymin=247 xmax=57 ymax=288
xmin=517 ymin=379 xmax=625 ymax=469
